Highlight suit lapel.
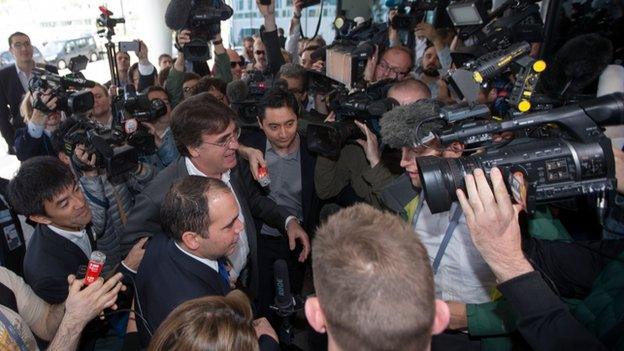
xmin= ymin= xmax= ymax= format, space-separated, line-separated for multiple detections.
xmin=228 ymin=168 xmax=258 ymax=252
xmin=167 ymin=239 xmax=229 ymax=294
xmin=40 ymin=225 xmax=89 ymax=262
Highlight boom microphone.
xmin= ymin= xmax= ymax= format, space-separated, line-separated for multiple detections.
xmin=164 ymin=0 xmax=193 ymax=30
xmin=273 ymin=259 xmax=295 ymax=316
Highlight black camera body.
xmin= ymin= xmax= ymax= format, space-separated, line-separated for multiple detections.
xmin=63 ymin=119 xmax=139 ymax=184
xmin=416 ymin=93 xmax=624 ymax=214
xmin=183 ymin=0 xmax=233 ymax=61
xmin=307 ymin=80 xmax=398 ymax=158
xmin=29 ymin=69 xmax=94 ymax=115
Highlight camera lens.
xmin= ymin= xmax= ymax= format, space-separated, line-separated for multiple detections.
xmin=417 ymin=156 xmax=469 ymax=214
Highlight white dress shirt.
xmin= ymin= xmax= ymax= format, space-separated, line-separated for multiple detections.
xmin=185 ymin=157 xmax=249 ymax=279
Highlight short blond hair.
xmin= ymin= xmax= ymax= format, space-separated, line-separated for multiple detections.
xmin=313 ymin=203 xmax=435 ymax=351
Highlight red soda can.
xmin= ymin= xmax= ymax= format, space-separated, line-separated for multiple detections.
xmin=257 ymin=165 xmax=271 ymax=187
xmin=84 ymin=251 xmax=106 ymax=285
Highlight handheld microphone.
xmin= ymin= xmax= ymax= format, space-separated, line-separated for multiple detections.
xmin=84 ymin=251 xmax=106 ymax=285
xmin=273 ymin=259 xmax=295 ymax=316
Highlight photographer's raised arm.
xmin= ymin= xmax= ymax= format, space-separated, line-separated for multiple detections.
xmin=285 ymin=0 xmax=304 ymax=63
xmin=456 ymin=167 xmax=606 ymax=350
xmin=166 ymin=30 xmax=191 ymax=107
xmin=257 ymin=0 xmax=285 ymax=75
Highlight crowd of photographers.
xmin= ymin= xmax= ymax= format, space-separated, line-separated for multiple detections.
xmin=0 ymin=0 xmax=623 ymax=350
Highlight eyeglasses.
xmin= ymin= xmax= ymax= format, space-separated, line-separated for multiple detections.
xmin=255 ymin=50 xmax=266 ymax=56
xmin=378 ymin=58 xmax=411 ymax=78
xmin=202 ymin=127 xmax=241 ymax=148
xmin=230 ymin=60 xmax=245 ymax=68
xmin=12 ymin=41 xmax=31 ymax=50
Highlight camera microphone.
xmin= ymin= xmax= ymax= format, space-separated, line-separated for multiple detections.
xmin=226 ymin=80 xmax=249 ymax=103
xmin=273 ymin=259 xmax=295 ymax=317
xmin=164 ymin=0 xmax=193 ymax=29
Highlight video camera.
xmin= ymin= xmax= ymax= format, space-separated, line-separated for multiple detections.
xmin=415 ymin=93 xmax=624 ymax=214
xmin=62 ymin=118 xmax=138 ymax=184
xmin=183 ymin=1 xmax=233 ymax=61
xmin=307 ymin=79 xmax=398 ymax=158
xmin=28 ymin=68 xmax=95 ymax=115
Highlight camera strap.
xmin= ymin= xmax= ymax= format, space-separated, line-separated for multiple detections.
xmin=412 ymin=194 xmax=463 ymax=275
xmin=432 ymin=204 xmax=463 ymax=275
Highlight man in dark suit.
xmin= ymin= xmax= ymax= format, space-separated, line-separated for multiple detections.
xmin=135 ymin=176 xmax=239 ymax=346
xmin=239 ymin=87 xmax=321 ymax=320
xmin=6 ymin=156 xmax=144 ymax=304
xmin=122 ymin=93 xmax=311 ymax=298
xmin=0 ymin=32 xmax=57 ymax=154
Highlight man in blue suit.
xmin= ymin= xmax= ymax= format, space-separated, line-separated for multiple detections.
xmin=134 ymin=175 xmax=243 ymax=346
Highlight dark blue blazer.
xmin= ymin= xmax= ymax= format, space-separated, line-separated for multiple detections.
xmin=23 ymin=224 xmax=96 ymax=304
xmin=14 ymin=128 xmax=55 ymax=161
xmin=239 ymin=131 xmax=321 ymax=234
xmin=135 ymin=233 xmax=230 ymax=346
xmin=0 ymin=64 xmax=57 ymax=150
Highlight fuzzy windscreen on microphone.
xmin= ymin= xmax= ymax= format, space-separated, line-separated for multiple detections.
xmin=380 ymin=99 xmax=443 ymax=149
xmin=538 ymin=33 xmax=613 ymax=97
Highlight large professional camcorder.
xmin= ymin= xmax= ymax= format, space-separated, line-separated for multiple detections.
xmin=164 ymin=0 xmax=234 ymax=61
xmin=28 ymin=68 xmax=95 ymax=115
xmin=63 ymin=118 xmax=138 ymax=184
xmin=415 ymin=93 xmax=624 ymax=214
xmin=307 ymin=79 xmax=398 ymax=158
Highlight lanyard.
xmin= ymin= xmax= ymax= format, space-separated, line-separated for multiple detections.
xmin=412 ymin=194 xmax=463 ymax=275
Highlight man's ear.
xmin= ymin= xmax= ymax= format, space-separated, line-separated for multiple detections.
xmin=187 ymin=145 xmax=200 ymax=158
xmin=257 ymin=117 xmax=264 ymax=131
xmin=58 ymin=153 xmax=70 ymax=166
xmin=180 ymin=231 xmax=200 ymax=251
xmin=305 ymin=297 xmax=327 ymax=334
xmin=431 ymin=299 xmax=450 ymax=335
xmin=29 ymin=214 xmax=52 ymax=226
xmin=445 ymin=141 xmax=464 ymax=158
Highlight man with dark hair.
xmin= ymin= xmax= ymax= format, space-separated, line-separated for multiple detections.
xmin=277 ymin=63 xmax=308 ymax=107
xmin=306 ymin=203 xmax=450 ymax=351
xmin=240 ymin=88 xmax=320 ymax=321
xmin=243 ymin=36 xmax=256 ymax=67
xmin=158 ymin=53 xmax=173 ymax=72
xmin=135 ymin=176 xmax=241 ymax=345
xmin=194 ymin=76 xmax=228 ymax=104
xmin=142 ymin=86 xmax=179 ymax=171
xmin=0 ymin=32 xmax=57 ymax=154
xmin=7 ymin=156 xmax=144 ymax=304
xmin=123 ymin=92 xmax=310 ymax=297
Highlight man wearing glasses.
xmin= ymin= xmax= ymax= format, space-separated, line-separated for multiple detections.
xmin=122 ymin=92 xmax=311 ymax=299
xmin=227 ymin=49 xmax=244 ymax=81
xmin=0 ymin=32 xmax=56 ymax=154
xmin=372 ymin=45 xmax=414 ymax=82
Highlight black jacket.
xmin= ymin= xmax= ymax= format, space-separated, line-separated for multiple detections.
xmin=14 ymin=127 xmax=56 ymax=161
xmin=135 ymin=233 xmax=230 ymax=346
xmin=23 ymin=224 xmax=97 ymax=304
xmin=239 ymin=131 xmax=321 ymax=234
xmin=0 ymin=64 xmax=57 ymax=151
xmin=122 ymin=157 xmax=291 ymax=295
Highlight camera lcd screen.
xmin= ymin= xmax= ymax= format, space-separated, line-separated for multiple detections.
xmin=447 ymin=2 xmax=484 ymax=26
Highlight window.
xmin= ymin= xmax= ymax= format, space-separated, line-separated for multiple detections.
xmin=247 ymin=0 xmax=252 ymax=9
xmin=238 ymin=0 xmax=244 ymax=9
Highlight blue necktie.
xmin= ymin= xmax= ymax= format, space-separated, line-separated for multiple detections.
xmin=217 ymin=258 xmax=230 ymax=288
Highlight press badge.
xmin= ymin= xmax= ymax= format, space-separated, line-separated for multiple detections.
xmin=0 ymin=209 xmax=22 ymax=251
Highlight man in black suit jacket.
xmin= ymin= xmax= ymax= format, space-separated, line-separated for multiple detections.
xmin=135 ymin=176 xmax=238 ymax=346
xmin=239 ymin=87 xmax=321 ymax=320
xmin=0 ymin=32 xmax=57 ymax=154
xmin=6 ymin=156 xmax=146 ymax=349
xmin=122 ymin=93 xmax=311 ymax=297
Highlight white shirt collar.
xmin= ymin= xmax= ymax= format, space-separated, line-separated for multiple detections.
xmin=174 ymin=241 xmax=219 ymax=272
xmin=184 ymin=157 xmax=231 ymax=182
xmin=47 ymin=224 xmax=87 ymax=237
xmin=15 ymin=63 xmax=30 ymax=77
